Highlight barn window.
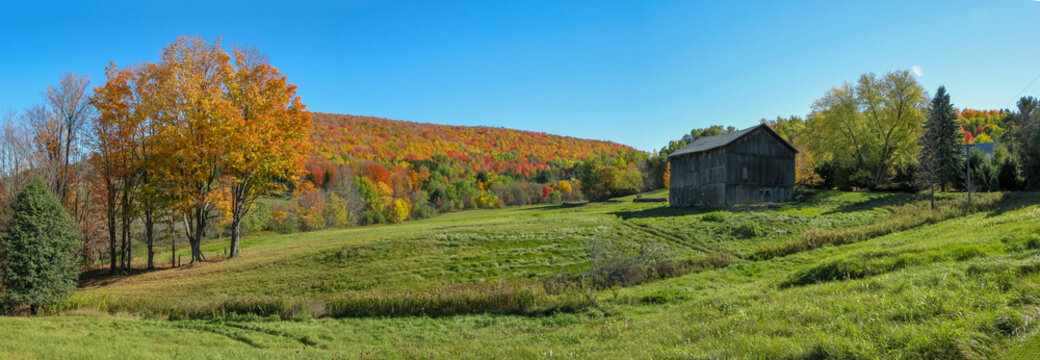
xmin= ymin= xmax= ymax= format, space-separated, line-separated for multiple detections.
xmin=742 ymin=167 xmax=748 ymax=179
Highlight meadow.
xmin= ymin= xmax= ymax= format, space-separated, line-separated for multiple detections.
xmin=3 ymin=189 xmax=1040 ymax=359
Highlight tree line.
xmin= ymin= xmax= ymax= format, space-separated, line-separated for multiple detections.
xmin=653 ymin=69 xmax=1040 ymax=195
xmin=0 ymin=36 xmax=311 ymax=277
xmin=0 ymin=35 xmax=657 ymax=288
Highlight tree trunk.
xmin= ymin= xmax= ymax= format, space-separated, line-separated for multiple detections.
xmin=188 ymin=208 xmax=208 ymax=263
xmin=108 ymin=219 xmax=117 ymax=274
xmin=229 ymin=217 xmax=241 ymax=258
xmin=930 ymin=183 xmax=935 ymax=210
xmin=190 ymin=238 xmax=203 ymax=263
xmin=145 ymin=210 xmax=154 ymax=270
xmin=170 ymin=218 xmax=176 ymax=268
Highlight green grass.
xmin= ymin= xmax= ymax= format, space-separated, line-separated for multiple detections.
xmin=4 ymin=189 xmax=1040 ymax=358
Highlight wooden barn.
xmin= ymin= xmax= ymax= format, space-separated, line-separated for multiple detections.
xmin=668 ymin=124 xmax=798 ymax=207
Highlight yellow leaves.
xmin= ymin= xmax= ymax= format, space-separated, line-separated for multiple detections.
xmin=208 ymin=187 xmax=234 ymax=227
xmin=554 ymin=180 xmax=573 ymax=195
xmin=663 ymin=162 xmax=671 ymax=189
xmin=795 ymin=151 xmax=823 ymax=188
xmin=387 ymin=198 xmax=410 ymax=223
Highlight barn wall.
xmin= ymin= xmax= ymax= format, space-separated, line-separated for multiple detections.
xmin=669 ymin=148 xmax=726 ymax=207
xmin=724 ymin=127 xmax=796 ymax=188
xmin=669 ymin=126 xmax=797 ymax=207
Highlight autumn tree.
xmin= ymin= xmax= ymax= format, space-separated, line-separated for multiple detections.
xmin=133 ymin=62 xmax=174 ymax=270
xmin=223 ymin=48 xmax=312 ymax=258
xmin=45 ymin=73 xmax=93 ymax=205
xmin=0 ymin=113 xmax=33 ymax=213
xmin=89 ymin=63 xmax=144 ymax=273
xmin=150 ymin=36 xmax=236 ymax=264
xmin=768 ymin=116 xmax=822 ymax=188
xmin=811 ymin=70 xmax=926 ymax=188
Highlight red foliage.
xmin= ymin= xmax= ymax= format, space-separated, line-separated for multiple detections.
xmin=364 ymin=163 xmax=391 ymax=185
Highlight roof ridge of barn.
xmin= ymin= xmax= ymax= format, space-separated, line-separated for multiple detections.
xmin=668 ymin=123 xmax=798 ymax=157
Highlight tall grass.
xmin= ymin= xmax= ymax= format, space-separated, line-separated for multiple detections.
xmin=56 ymin=280 xmax=593 ymax=320
xmin=755 ymin=193 xmax=1005 ymax=260
xmin=327 ymin=280 xmax=592 ymax=317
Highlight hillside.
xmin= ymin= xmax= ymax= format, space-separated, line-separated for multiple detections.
xmin=10 ymin=189 xmax=1040 ymax=358
xmin=309 ymin=113 xmax=639 ymax=177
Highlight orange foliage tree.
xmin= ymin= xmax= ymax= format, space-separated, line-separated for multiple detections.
xmin=148 ymin=36 xmax=237 ymax=264
xmin=223 ymin=48 xmax=312 ymax=258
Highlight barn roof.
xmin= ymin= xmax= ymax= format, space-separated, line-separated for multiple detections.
xmin=668 ymin=124 xmax=799 ymax=157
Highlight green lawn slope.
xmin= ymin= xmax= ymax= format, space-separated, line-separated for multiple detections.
xmin=2 ymin=190 xmax=1039 ymax=359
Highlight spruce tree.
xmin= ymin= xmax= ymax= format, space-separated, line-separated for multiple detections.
xmin=0 ymin=178 xmax=80 ymax=315
xmin=918 ymin=86 xmax=963 ymax=207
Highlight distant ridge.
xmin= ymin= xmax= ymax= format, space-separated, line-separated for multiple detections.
xmin=310 ymin=112 xmax=639 ymax=177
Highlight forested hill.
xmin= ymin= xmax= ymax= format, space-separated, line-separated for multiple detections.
xmin=309 ymin=112 xmax=640 ymax=177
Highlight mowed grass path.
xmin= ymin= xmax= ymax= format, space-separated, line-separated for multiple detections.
xmin=3 ymin=190 xmax=1040 ymax=359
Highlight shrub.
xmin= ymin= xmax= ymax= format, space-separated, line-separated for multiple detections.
xmin=412 ymin=204 xmax=436 ymax=220
xmin=266 ymin=206 xmax=299 ymax=234
xmin=324 ymin=192 xmax=353 ymax=228
xmin=386 ymin=198 xmax=410 ymax=223
xmin=0 ymin=178 xmax=80 ymax=315
xmin=360 ymin=209 xmax=386 ymax=225
xmin=238 ymin=202 xmax=270 ymax=236
xmin=298 ymin=209 xmax=326 ymax=231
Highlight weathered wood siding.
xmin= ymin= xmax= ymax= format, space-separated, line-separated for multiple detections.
xmin=668 ymin=147 xmax=726 ymax=206
xmin=669 ymin=126 xmax=796 ymax=207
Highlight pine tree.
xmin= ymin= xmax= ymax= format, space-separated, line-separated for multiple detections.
xmin=0 ymin=178 xmax=80 ymax=315
xmin=918 ymin=86 xmax=963 ymax=208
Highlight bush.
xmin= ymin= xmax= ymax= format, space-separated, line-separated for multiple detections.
xmin=360 ymin=210 xmax=386 ymax=225
xmin=324 ymin=193 xmax=353 ymax=228
xmin=266 ymin=206 xmax=299 ymax=234
xmin=0 ymin=178 xmax=80 ymax=315
xmin=412 ymin=204 xmax=436 ymax=220
xmin=298 ymin=209 xmax=326 ymax=231
xmin=237 ymin=202 xmax=270 ymax=236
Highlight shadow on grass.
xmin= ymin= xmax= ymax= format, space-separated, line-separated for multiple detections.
xmin=511 ymin=202 xmax=591 ymax=212
xmin=611 ymin=205 xmax=714 ymax=220
xmin=987 ymin=192 xmax=1040 ymax=217
xmin=821 ymin=192 xmax=913 ymax=214
xmin=78 ymin=259 xmax=223 ymax=288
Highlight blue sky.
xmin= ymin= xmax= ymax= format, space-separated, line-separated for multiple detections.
xmin=2 ymin=0 xmax=1039 ymax=151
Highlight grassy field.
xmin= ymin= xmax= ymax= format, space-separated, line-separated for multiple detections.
xmin=3 ymin=189 xmax=1040 ymax=359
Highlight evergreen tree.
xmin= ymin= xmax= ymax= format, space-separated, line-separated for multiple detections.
xmin=0 ymin=178 xmax=80 ymax=315
xmin=918 ymin=86 xmax=963 ymax=207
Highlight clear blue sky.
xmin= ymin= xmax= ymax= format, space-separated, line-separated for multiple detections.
xmin=2 ymin=0 xmax=1039 ymax=151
